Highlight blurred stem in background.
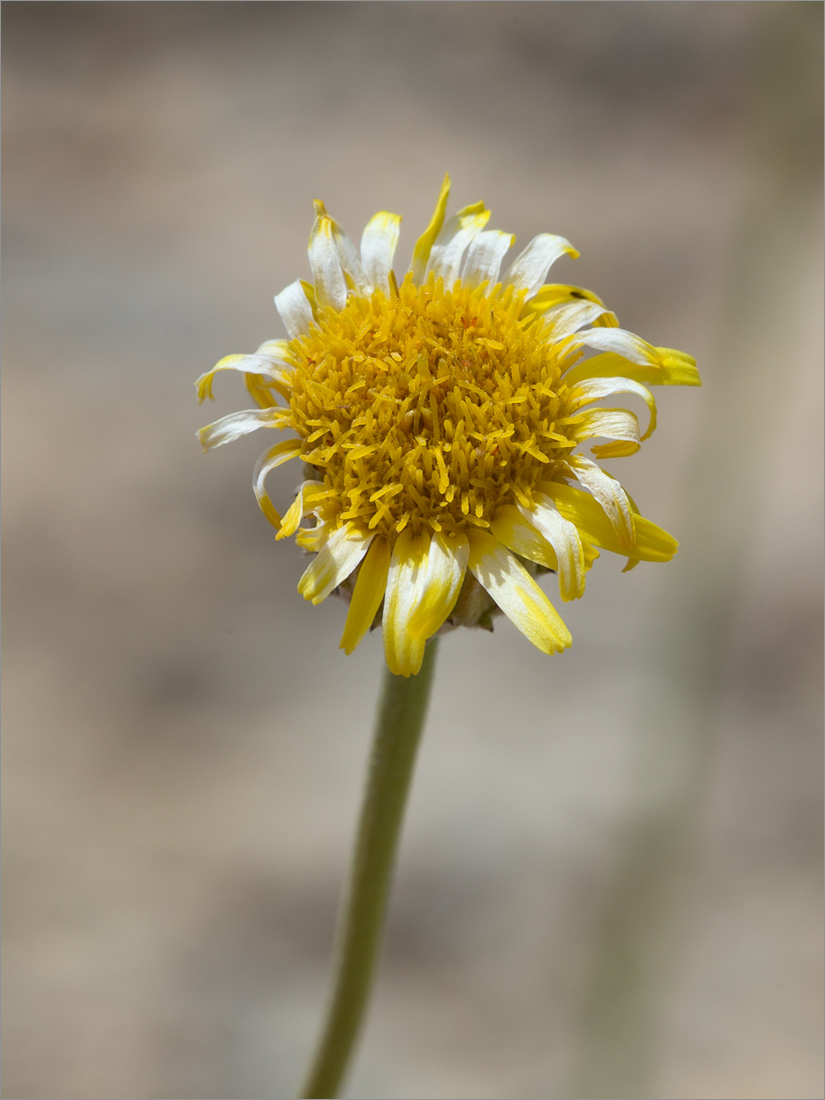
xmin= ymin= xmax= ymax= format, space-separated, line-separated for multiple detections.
xmin=300 ymin=640 xmax=440 ymax=1100
xmin=570 ymin=5 xmax=823 ymax=1097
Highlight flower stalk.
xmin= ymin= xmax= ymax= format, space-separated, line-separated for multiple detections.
xmin=299 ymin=639 xmax=440 ymax=1100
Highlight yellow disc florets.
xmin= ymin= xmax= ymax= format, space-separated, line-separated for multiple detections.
xmin=286 ymin=273 xmax=577 ymax=539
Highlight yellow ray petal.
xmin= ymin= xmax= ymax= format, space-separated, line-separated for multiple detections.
xmin=490 ymin=506 xmax=559 ymax=571
xmin=540 ymin=481 xmax=678 ymax=562
xmin=195 ymin=347 xmax=293 ymax=403
xmin=340 ymin=537 xmax=392 ymax=654
xmin=276 ymin=481 xmax=332 ymax=541
xmin=563 ymin=347 xmax=700 ymax=389
xmin=523 ymin=283 xmax=611 ymax=320
xmin=411 ymin=174 xmax=451 ymax=284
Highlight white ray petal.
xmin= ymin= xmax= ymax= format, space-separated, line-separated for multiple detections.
xmin=501 ymin=234 xmax=579 ymax=299
xmin=426 ymin=202 xmax=491 ymax=285
xmin=252 ymin=439 xmax=303 ymax=528
xmin=461 ymin=230 xmax=515 ymax=288
xmin=197 ymin=407 xmax=285 ymax=451
xmin=195 ymin=353 xmax=293 ymax=403
xmin=308 ymin=204 xmax=347 ymax=311
xmin=539 ymin=299 xmax=615 ymax=340
xmin=568 ymin=327 xmax=659 ymax=364
xmin=298 ymin=524 xmax=374 ymax=605
xmin=467 ymin=531 xmax=571 ymax=654
xmin=360 ymin=211 xmax=402 ymax=292
xmin=274 ymin=280 xmax=315 ymax=339
xmin=326 ymin=211 xmax=367 ymax=294
xmin=489 ymin=506 xmax=559 ymax=571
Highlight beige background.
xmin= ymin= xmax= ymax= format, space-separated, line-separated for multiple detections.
xmin=2 ymin=4 xmax=822 ymax=1099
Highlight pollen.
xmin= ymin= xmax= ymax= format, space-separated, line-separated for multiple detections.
xmin=286 ymin=274 xmax=577 ymax=539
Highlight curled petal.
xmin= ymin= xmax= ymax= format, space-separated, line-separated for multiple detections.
xmin=569 ymin=326 xmax=654 ymax=362
xmin=411 ymin=173 xmax=451 ymax=283
xmin=295 ymin=518 xmax=329 ymax=553
xmin=276 ymin=481 xmax=333 ymax=541
xmin=298 ymin=524 xmax=374 ymax=605
xmin=467 ymin=531 xmax=571 ymax=654
xmin=574 ymin=408 xmax=642 ymax=459
xmin=254 ymin=338 xmax=292 ymax=360
xmin=569 ymin=376 xmax=658 ymax=441
xmin=197 ymin=407 xmax=287 ymax=451
xmin=340 ymin=537 xmax=392 ymax=654
xmin=360 ymin=212 xmax=402 ymax=292
xmin=245 ymin=374 xmax=284 ymax=411
xmin=566 ymin=456 xmax=634 ymax=548
xmin=520 ymin=496 xmax=586 ymax=601
xmin=501 ymin=234 xmax=579 ymax=299
xmin=382 ymin=528 xmax=431 ymax=676
xmin=252 ymin=439 xmax=303 ymax=528
xmin=195 ymin=347 xmax=294 ymax=404
xmin=274 ymin=280 xmax=315 ymax=339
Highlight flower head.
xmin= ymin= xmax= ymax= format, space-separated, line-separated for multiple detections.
xmin=198 ymin=176 xmax=700 ymax=676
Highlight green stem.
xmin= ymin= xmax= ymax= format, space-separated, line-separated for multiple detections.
xmin=299 ymin=639 xmax=440 ymax=1100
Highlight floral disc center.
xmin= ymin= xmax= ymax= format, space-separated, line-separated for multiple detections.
xmin=287 ymin=274 xmax=577 ymax=538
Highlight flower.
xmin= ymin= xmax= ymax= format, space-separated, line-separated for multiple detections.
xmin=197 ymin=176 xmax=700 ymax=676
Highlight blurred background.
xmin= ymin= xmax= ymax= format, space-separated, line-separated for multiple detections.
xmin=2 ymin=4 xmax=822 ymax=1099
